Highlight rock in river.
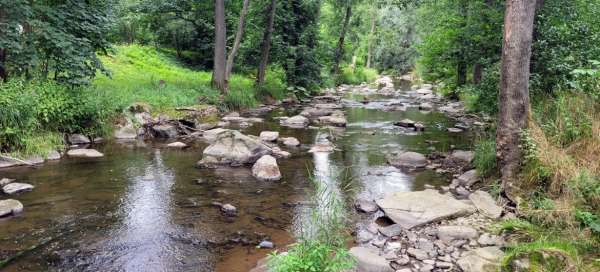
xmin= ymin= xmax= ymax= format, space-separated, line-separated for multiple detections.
xmin=3 ymin=182 xmax=34 ymax=195
xmin=376 ymin=189 xmax=475 ymax=229
xmin=354 ymin=199 xmax=379 ymax=213
xmin=450 ymin=150 xmax=475 ymax=164
xmin=259 ymin=131 xmax=279 ymax=142
xmin=318 ymin=116 xmax=347 ymax=127
xmin=350 ymin=247 xmax=394 ymax=272
xmin=280 ymin=115 xmax=309 ymax=128
xmin=166 ymin=142 xmax=188 ymax=149
xmin=252 ymin=155 xmax=282 ymax=181
xmin=151 ymin=124 xmax=179 ymax=138
xmin=67 ymin=134 xmax=91 ymax=145
xmin=457 ymin=169 xmax=480 ymax=187
xmin=280 ymin=137 xmax=300 ymax=147
xmin=394 ymin=119 xmax=416 ymax=128
xmin=114 ymin=126 xmax=138 ymax=139
xmin=198 ymin=130 xmax=272 ymax=167
xmin=221 ymin=203 xmax=237 ymax=216
xmin=0 ymin=199 xmax=24 ymax=217
xmin=437 ymin=225 xmax=479 ymax=243
xmin=67 ymin=149 xmax=104 ymax=158
xmin=387 ymin=151 xmax=427 ymax=169
xmin=0 ymin=178 xmax=15 ymax=186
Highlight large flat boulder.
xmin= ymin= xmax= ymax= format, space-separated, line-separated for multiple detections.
xmin=387 ymin=151 xmax=427 ymax=169
xmin=318 ymin=116 xmax=347 ymax=127
xmin=0 ymin=199 xmax=24 ymax=217
xmin=437 ymin=225 xmax=479 ymax=243
xmin=376 ymin=189 xmax=475 ymax=229
xmin=252 ymin=155 xmax=281 ymax=181
xmin=198 ymin=130 xmax=272 ymax=167
xmin=349 ymin=247 xmax=394 ymax=272
xmin=203 ymin=128 xmax=228 ymax=143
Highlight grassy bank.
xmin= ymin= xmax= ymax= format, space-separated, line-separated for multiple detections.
xmin=0 ymin=44 xmax=288 ymax=157
xmin=467 ymin=91 xmax=600 ymax=270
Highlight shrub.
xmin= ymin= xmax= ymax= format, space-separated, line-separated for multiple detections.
xmin=534 ymin=92 xmax=594 ymax=147
xmin=340 ymin=66 xmax=378 ymax=85
xmin=0 ymin=81 xmax=38 ymax=151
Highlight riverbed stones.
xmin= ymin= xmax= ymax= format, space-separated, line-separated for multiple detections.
xmin=308 ymin=143 xmax=335 ymax=153
xmin=151 ymin=124 xmax=179 ymax=138
xmin=300 ymin=107 xmax=334 ymax=117
xmin=394 ymin=119 xmax=416 ymax=128
xmin=349 ymin=247 xmax=394 ymax=272
xmin=354 ymin=199 xmax=379 ymax=213
xmin=0 ymin=178 xmax=15 ymax=186
xmin=387 ymin=151 xmax=427 ymax=169
xmin=47 ymin=150 xmax=62 ymax=160
xmin=376 ymin=189 xmax=476 ymax=229
xmin=280 ymin=137 xmax=300 ymax=147
xmin=318 ymin=115 xmax=347 ymax=127
xmin=280 ymin=115 xmax=309 ymax=128
xmin=315 ymin=103 xmax=343 ymax=110
xmin=114 ymin=126 xmax=138 ymax=139
xmin=450 ymin=150 xmax=475 ymax=164
xmin=259 ymin=131 xmax=279 ymax=142
xmin=457 ymin=169 xmax=480 ymax=187
xmin=0 ymin=199 xmax=24 ymax=217
xmin=3 ymin=182 xmax=34 ymax=195
xmin=378 ymin=224 xmax=404 ymax=238
xmin=252 ymin=155 xmax=281 ymax=181
xmin=457 ymin=246 xmax=504 ymax=272
xmin=166 ymin=142 xmax=188 ymax=149
xmin=271 ymin=147 xmax=291 ymax=159
xmin=469 ymin=190 xmax=502 ymax=219
xmin=447 ymin=127 xmax=463 ymax=133
xmin=437 ymin=225 xmax=479 ymax=243
xmin=67 ymin=149 xmax=104 ymax=158
xmin=203 ymin=128 xmax=227 ymax=143
xmin=68 ymin=134 xmax=91 ymax=145
xmin=198 ymin=130 xmax=272 ymax=167
xmin=221 ymin=203 xmax=237 ymax=216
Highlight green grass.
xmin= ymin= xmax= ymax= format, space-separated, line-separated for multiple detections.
xmin=96 ymin=45 xmax=287 ymax=111
xmin=339 ymin=66 xmax=379 ymax=85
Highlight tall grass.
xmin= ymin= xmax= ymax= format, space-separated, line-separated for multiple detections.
xmin=268 ymin=174 xmax=355 ymax=272
xmin=339 ymin=66 xmax=378 ymax=85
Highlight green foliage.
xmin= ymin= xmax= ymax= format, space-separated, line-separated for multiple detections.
xmin=0 ymin=0 xmax=112 ymax=85
xmin=501 ymin=238 xmax=581 ymax=272
xmin=473 ymin=138 xmax=497 ymax=177
xmin=461 ymin=63 xmax=500 ymax=114
xmin=0 ymin=81 xmax=38 ymax=151
xmin=339 ymin=66 xmax=378 ymax=85
xmin=373 ymin=4 xmax=418 ymax=73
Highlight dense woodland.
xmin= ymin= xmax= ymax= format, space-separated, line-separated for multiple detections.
xmin=1 ymin=0 xmax=600 ymax=271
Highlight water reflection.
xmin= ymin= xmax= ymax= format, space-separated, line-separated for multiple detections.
xmin=91 ymin=150 xmax=178 ymax=271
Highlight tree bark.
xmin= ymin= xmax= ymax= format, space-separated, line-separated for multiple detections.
xmin=211 ymin=0 xmax=228 ymax=93
xmin=497 ymin=0 xmax=537 ymax=202
xmin=225 ymin=0 xmax=250 ymax=80
xmin=332 ymin=2 xmax=352 ymax=78
xmin=366 ymin=11 xmax=376 ymax=69
xmin=473 ymin=63 xmax=483 ymax=84
xmin=256 ymin=0 xmax=276 ymax=85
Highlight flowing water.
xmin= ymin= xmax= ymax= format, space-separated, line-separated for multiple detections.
xmin=0 ymin=81 xmax=473 ymax=272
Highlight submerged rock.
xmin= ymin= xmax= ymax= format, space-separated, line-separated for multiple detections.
xmin=252 ymin=155 xmax=281 ymax=181
xmin=349 ymin=247 xmax=394 ymax=272
xmin=376 ymin=189 xmax=475 ymax=229
xmin=198 ymin=130 xmax=272 ymax=167
xmin=394 ymin=119 xmax=416 ymax=128
xmin=388 ymin=151 xmax=427 ymax=169
xmin=0 ymin=199 xmax=24 ymax=217
xmin=3 ymin=182 xmax=34 ymax=195
xmin=67 ymin=149 xmax=104 ymax=158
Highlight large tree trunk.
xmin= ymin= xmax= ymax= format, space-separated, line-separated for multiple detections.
xmin=256 ymin=0 xmax=276 ymax=85
xmin=332 ymin=2 xmax=352 ymax=78
xmin=473 ymin=63 xmax=483 ymax=84
xmin=497 ymin=0 xmax=537 ymax=202
xmin=212 ymin=0 xmax=228 ymax=93
xmin=366 ymin=11 xmax=376 ymax=69
xmin=0 ymin=9 xmax=7 ymax=82
xmin=225 ymin=0 xmax=250 ymax=80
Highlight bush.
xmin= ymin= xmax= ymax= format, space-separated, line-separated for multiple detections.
xmin=534 ymin=93 xmax=594 ymax=147
xmin=0 ymin=81 xmax=39 ymax=151
xmin=339 ymin=66 xmax=378 ymax=85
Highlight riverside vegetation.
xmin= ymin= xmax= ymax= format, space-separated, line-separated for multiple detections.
xmin=1 ymin=0 xmax=600 ymax=271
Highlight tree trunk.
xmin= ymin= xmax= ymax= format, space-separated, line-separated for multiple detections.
xmin=0 ymin=48 xmax=6 ymax=82
xmin=332 ymin=2 xmax=352 ymax=78
xmin=225 ymin=0 xmax=250 ymax=80
xmin=256 ymin=0 xmax=276 ymax=85
xmin=212 ymin=0 xmax=227 ymax=93
xmin=473 ymin=63 xmax=483 ymax=84
xmin=497 ymin=0 xmax=537 ymax=202
xmin=456 ymin=0 xmax=468 ymax=89
xmin=366 ymin=11 xmax=376 ymax=69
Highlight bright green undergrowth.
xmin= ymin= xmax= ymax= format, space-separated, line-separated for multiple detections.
xmin=339 ymin=66 xmax=378 ymax=85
